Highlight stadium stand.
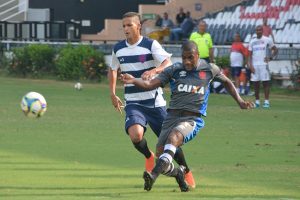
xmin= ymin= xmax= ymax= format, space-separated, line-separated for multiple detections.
xmin=0 ymin=0 xmax=26 ymax=21
xmin=81 ymin=0 xmax=242 ymax=42
xmin=202 ymin=0 xmax=300 ymax=45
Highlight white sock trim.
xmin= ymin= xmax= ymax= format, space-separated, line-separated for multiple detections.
xmin=164 ymin=144 xmax=177 ymax=154
xmin=159 ymin=153 xmax=173 ymax=163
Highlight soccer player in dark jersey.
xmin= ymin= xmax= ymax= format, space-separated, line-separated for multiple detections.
xmin=121 ymin=40 xmax=253 ymax=192
xmin=108 ymin=12 xmax=195 ymax=188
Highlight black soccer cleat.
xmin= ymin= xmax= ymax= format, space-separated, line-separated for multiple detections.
xmin=143 ymin=171 xmax=155 ymax=191
xmin=175 ymin=165 xmax=189 ymax=192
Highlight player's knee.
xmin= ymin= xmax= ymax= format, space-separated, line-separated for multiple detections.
xmin=166 ymin=131 xmax=183 ymax=146
xmin=128 ymin=125 xmax=144 ymax=143
xmin=156 ymin=146 xmax=164 ymax=157
xmin=129 ymin=134 xmax=143 ymax=143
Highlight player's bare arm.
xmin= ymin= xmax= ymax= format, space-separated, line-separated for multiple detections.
xmin=220 ymin=74 xmax=253 ymax=109
xmin=108 ymin=68 xmax=124 ymax=113
xmin=209 ymin=48 xmax=214 ymax=63
xmin=270 ymin=46 xmax=278 ymax=60
xmin=141 ymin=58 xmax=172 ymax=80
xmin=248 ymin=51 xmax=255 ymax=73
xmin=121 ymin=73 xmax=162 ymax=90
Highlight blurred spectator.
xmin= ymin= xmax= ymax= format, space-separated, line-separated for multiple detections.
xmin=155 ymin=14 xmax=162 ymax=27
xmin=189 ymin=21 xmax=214 ymax=63
xmin=161 ymin=12 xmax=174 ymax=28
xmin=176 ymin=7 xmax=186 ymax=26
xmin=262 ymin=18 xmax=275 ymax=42
xmin=170 ymin=11 xmax=194 ymax=42
xmin=230 ymin=33 xmax=251 ymax=95
xmin=147 ymin=13 xmax=173 ymax=43
xmin=248 ymin=25 xmax=278 ymax=108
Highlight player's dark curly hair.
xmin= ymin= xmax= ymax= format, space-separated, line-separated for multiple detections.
xmin=181 ymin=40 xmax=199 ymax=53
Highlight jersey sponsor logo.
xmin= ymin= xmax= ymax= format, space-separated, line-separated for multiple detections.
xmin=199 ymin=71 xmax=206 ymax=79
xmin=253 ymin=46 xmax=266 ymax=51
xmin=253 ymin=40 xmax=265 ymax=46
xmin=119 ymin=57 xmax=125 ymax=63
xmin=179 ymin=71 xmax=187 ymax=77
xmin=178 ymin=84 xmax=205 ymax=94
xmin=138 ymin=54 xmax=146 ymax=63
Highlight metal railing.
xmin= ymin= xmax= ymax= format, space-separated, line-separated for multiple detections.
xmin=0 ymin=21 xmax=81 ymax=41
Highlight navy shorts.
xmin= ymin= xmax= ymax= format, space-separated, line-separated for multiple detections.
xmin=246 ymin=68 xmax=251 ymax=80
xmin=231 ymin=67 xmax=243 ymax=77
xmin=124 ymin=104 xmax=167 ymax=137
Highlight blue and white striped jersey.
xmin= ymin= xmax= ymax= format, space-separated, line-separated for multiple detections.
xmin=110 ymin=36 xmax=171 ymax=108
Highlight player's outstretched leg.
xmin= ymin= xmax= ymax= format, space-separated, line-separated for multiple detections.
xmin=175 ymin=165 xmax=189 ymax=192
xmin=174 ymin=147 xmax=196 ymax=188
xmin=143 ymin=171 xmax=155 ymax=191
xmin=143 ymin=157 xmax=170 ymax=191
xmin=184 ymin=170 xmax=196 ymax=189
xmin=145 ymin=151 xmax=155 ymax=172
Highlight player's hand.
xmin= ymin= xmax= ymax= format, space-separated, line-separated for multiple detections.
xmin=110 ymin=94 xmax=124 ymax=114
xmin=239 ymin=100 xmax=255 ymax=109
xmin=264 ymin=57 xmax=272 ymax=63
xmin=249 ymin=65 xmax=255 ymax=73
xmin=141 ymin=68 xmax=156 ymax=80
xmin=120 ymin=73 xmax=135 ymax=84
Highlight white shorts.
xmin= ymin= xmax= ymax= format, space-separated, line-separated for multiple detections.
xmin=251 ymin=65 xmax=270 ymax=81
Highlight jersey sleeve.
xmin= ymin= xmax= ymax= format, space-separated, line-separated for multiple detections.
xmin=267 ymin=37 xmax=275 ymax=48
xmin=110 ymin=51 xmax=120 ymax=71
xmin=248 ymin=40 xmax=253 ymax=52
xmin=151 ymin=40 xmax=172 ymax=65
xmin=241 ymin=44 xmax=249 ymax=57
xmin=156 ymin=64 xmax=174 ymax=87
xmin=210 ymin=63 xmax=227 ymax=82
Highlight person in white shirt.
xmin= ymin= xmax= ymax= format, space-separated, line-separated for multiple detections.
xmin=248 ymin=25 xmax=278 ymax=108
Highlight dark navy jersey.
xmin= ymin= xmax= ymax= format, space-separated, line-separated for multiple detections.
xmin=157 ymin=59 xmax=225 ymax=116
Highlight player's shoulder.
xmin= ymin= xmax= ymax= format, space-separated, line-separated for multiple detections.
xmin=197 ymin=59 xmax=212 ymax=70
xmin=262 ymin=35 xmax=272 ymax=42
xmin=189 ymin=31 xmax=199 ymax=38
xmin=164 ymin=62 xmax=184 ymax=73
xmin=172 ymin=62 xmax=184 ymax=69
xmin=204 ymin=32 xmax=212 ymax=37
xmin=138 ymin=37 xmax=156 ymax=50
xmin=113 ymin=40 xmax=127 ymax=53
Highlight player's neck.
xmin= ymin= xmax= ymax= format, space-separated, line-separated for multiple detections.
xmin=127 ymin=35 xmax=142 ymax=45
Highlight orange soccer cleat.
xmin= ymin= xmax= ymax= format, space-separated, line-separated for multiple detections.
xmin=185 ymin=171 xmax=196 ymax=189
xmin=145 ymin=151 xmax=155 ymax=172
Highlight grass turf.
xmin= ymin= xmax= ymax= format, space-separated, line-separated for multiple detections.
xmin=0 ymin=77 xmax=299 ymax=200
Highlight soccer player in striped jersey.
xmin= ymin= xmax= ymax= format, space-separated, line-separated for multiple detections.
xmin=108 ymin=12 xmax=195 ymax=188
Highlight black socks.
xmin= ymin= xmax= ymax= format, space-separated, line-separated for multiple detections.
xmin=133 ymin=138 xmax=151 ymax=158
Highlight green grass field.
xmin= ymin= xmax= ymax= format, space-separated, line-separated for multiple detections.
xmin=0 ymin=77 xmax=299 ymax=200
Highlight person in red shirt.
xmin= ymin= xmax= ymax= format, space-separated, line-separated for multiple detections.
xmin=230 ymin=33 xmax=250 ymax=94
xmin=262 ymin=18 xmax=275 ymax=42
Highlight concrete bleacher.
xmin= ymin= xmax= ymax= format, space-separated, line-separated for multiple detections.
xmin=81 ymin=0 xmax=242 ymax=42
xmin=0 ymin=0 xmax=26 ymax=21
xmin=203 ymin=0 xmax=300 ymax=45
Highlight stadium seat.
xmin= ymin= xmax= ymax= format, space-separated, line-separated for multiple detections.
xmin=198 ymin=0 xmax=299 ymax=45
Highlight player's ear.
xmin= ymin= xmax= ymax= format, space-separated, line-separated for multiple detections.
xmin=137 ymin=22 xmax=141 ymax=30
